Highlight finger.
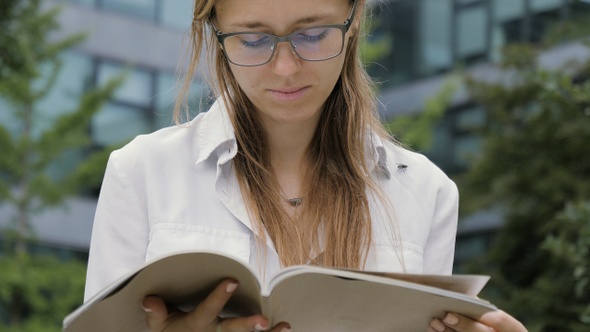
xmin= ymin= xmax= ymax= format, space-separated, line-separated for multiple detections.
xmin=218 ymin=316 xmax=270 ymax=332
xmin=429 ymin=318 xmax=457 ymax=332
xmin=190 ymin=279 xmax=240 ymax=326
xmin=479 ymin=310 xmax=527 ymax=332
xmin=142 ymin=295 xmax=177 ymax=330
xmin=219 ymin=318 xmax=291 ymax=332
xmin=441 ymin=313 xmax=494 ymax=331
xmin=268 ymin=321 xmax=291 ymax=332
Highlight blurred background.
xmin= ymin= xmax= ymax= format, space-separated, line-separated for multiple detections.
xmin=0 ymin=0 xmax=589 ymax=331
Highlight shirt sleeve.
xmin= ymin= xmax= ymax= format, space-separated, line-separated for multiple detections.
xmin=84 ymin=149 xmax=150 ymax=302
xmin=422 ymin=177 xmax=459 ymax=275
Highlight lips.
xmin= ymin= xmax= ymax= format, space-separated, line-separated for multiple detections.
xmin=268 ymin=86 xmax=310 ymax=101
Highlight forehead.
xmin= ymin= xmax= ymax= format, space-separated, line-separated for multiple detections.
xmin=214 ymin=0 xmax=352 ymax=31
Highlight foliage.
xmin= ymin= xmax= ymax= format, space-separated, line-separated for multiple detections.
xmin=0 ymin=254 xmax=86 ymax=332
xmin=543 ymin=200 xmax=590 ymax=325
xmin=460 ymin=43 xmax=590 ymax=331
xmin=0 ymin=0 xmax=22 ymax=82
xmin=543 ymin=1 xmax=590 ymax=47
xmin=0 ymin=0 xmax=122 ymax=250
xmin=0 ymin=0 xmax=122 ymax=329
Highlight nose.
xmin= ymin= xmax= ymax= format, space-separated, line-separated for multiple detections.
xmin=270 ymin=42 xmax=301 ymax=77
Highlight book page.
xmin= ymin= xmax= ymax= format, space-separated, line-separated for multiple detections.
xmin=263 ymin=271 xmax=496 ymax=331
xmin=267 ymin=265 xmax=489 ymax=297
xmin=362 ymin=271 xmax=490 ymax=296
xmin=64 ymin=251 xmax=263 ymax=332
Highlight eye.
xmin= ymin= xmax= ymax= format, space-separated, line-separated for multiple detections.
xmin=238 ymin=34 xmax=272 ymax=48
xmin=294 ymin=27 xmax=330 ymax=43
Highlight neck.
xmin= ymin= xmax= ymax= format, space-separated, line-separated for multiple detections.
xmin=263 ymin=116 xmax=318 ymax=169
xmin=263 ymin=120 xmax=317 ymax=201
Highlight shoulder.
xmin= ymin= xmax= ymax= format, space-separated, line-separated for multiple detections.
xmin=109 ymin=100 xmax=232 ymax=170
xmin=109 ymin=121 xmax=200 ymax=170
xmin=383 ymin=140 xmax=450 ymax=180
xmin=380 ymin=140 xmax=458 ymax=200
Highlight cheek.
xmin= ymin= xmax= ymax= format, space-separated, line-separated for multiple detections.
xmin=321 ymin=60 xmax=346 ymax=89
xmin=229 ymin=67 xmax=258 ymax=95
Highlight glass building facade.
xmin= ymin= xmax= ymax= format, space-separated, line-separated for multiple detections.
xmin=369 ymin=0 xmax=575 ymax=89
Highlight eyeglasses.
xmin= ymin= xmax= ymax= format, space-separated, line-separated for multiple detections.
xmin=211 ymin=1 xmax=357 ymax=67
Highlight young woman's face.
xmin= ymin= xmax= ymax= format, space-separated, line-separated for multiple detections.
xmin=214 ymin=0 xmax=354 ymax=129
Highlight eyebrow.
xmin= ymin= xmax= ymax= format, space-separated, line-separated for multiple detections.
xmin=229 ymin=13 xmax=335 ymax=30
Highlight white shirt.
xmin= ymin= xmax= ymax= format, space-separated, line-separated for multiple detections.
xmin=84 ymin=99 xmax=459 ymax=302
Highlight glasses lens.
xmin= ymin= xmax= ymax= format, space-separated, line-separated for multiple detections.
xmin=291 ymin=27 xmax=344 ymax=61
xmin=223 ymin=33 xmax=275 ymax=66
xmin=221 ymin=27 xmax=345 ymax=66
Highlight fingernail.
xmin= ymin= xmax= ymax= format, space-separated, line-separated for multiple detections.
xmin=141 ymin=299 xmax=152 ymax=313
xmin=254 ymin=323 xmax=268 ymax=331
xmin=444 ymin=313 xmax=459 ymax=325
xmin=431 ymin=319 xmax=445 ymax=332
xmin=226 ymin=282 xmax=238 ymax=293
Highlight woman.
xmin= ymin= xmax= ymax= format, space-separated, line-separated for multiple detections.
xmin=85 ymin=0 xmax=527 ymax=331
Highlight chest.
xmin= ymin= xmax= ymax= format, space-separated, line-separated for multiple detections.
xmin=140 ymin=159 xmax=431 ymax=278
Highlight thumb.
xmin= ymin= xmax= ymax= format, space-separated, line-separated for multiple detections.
xmin=142 ymin=295 xmax=171 ymax=329
xmin=480 ymin=310 xmax=527 ymax=332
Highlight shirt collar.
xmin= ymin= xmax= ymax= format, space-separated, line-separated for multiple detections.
xmin=194 ymin=98 xmax=391 ymax=178
xmin=194 ymin=98 xmax=237 ymax=165
xmin=367 ymin=131 xmax=392 ymax=179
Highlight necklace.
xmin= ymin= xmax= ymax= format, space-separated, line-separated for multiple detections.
xmin=285 ymin=197 xmax=303 ymax=207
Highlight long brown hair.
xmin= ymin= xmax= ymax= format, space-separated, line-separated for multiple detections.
xmin=175 ymin=0 xmax=400 ymax=270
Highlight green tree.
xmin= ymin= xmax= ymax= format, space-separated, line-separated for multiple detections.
xmin=0 ymin=0 xmax=122 ymax=330
xmin=460 ymin=43 xmax=590 ymax=331
xmin=543 ymin=200 xmax=590 ymax=325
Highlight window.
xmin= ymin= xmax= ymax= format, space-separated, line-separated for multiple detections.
xmin=456 ymin=6 xmax=488 ymax=61
xmin=494 ymin=0 xmax=526 ymax=22
xmin=419 ymin=0 xmax=453 ymax=75
xmin=530 ymin=0 xmax=565 ymax=11
xmin=160 ymin=0 xmax=194 ymax=31
xmin=35 ymin=52 xmax=93 ymax=136
xmin=93 ymin=61 xmax=155 ymax=146
xmin=91 ymin=60 xmax=209 ymax=146
xmin=530 ymin=4 xmax=567 ymax=43
xmin=451 ymin=105 xmax=485 ymax=169
xmin=424 ymin=105 xmax=486 ymax=174
xmin=93 ymin=103 xmax=152 ymax=146
xmin=97 ymin=62 xmax=153 ymax=107
xmin=367 ymin=0 xmax=419 ymax=88
xmin=37 ymin=53 xmax=94 ymax=180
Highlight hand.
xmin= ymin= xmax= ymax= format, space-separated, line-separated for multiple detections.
xmin=142 ymin=279 xmax=291 ymax=332
xmin=428 ymin=311 xmax=527 ymax=332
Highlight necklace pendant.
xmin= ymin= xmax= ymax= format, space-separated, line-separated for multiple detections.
xmin=286 ymin=197 xmax=303 ymax=207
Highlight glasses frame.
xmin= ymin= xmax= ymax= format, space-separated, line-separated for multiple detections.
xmin=210 ymin=0 xmax=357 ymax=67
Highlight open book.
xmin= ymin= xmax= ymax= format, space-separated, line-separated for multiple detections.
xmin=64 ymin=251 xmax=496 ymax=332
